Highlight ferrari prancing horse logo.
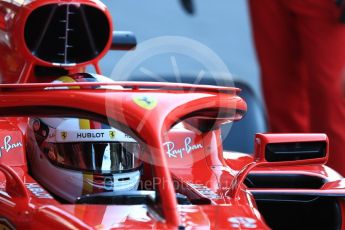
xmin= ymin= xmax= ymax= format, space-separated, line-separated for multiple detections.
xmin=61 ymin=132 xmax=67 ymax=140
xmin=133 ymin=95 xmax=158 ymax=110
xmin=109 ymin=131 xmax=116 ymax=139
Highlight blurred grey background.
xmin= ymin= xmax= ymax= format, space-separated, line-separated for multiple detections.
xmin=100 ymin=0 xmax=261 ymax=99
xmin=98 ymin=1 xmax=265 ymax=153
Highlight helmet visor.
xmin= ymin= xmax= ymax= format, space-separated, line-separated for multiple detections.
xmin=44 ymin=142 xmax=141 ymax=173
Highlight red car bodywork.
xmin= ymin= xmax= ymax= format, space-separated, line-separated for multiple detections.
xmin=0 ymin=0 xmax=344 ymax=229
xmin=0 ymin=82 xmax=268 ymax=229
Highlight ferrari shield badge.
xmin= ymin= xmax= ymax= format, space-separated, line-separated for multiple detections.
xmin=133 ymin=95 xmax=158 ymax=110
xmin=61 ymin=131 xmax=67 ymax=140
xmin=109 ymin=130 xmax=116 ymax=139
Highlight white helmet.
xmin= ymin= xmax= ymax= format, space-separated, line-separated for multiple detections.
xmin=26 ymin=74 xmax=142 ymax=202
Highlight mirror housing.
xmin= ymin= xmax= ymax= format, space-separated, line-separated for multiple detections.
xmin=254 ymin=133 xmax=328 ymax=165
xmin=228 ymin=133 xmax=329 ymax=198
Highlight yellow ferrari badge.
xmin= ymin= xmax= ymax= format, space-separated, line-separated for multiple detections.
xmin=109 ymin=131 xmax=116 ymax=139
xmin=133 ymin=95 xmax=158 ymax=110
xmin=61 ymin=131 xmax=67 ymax=140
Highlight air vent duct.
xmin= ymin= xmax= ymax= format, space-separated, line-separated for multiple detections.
xmin=24 ymin=4 xmax=110 ymax=65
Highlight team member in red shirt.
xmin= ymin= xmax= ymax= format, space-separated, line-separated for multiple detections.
xmin=249 ymin=0 xmax=345 ymax=175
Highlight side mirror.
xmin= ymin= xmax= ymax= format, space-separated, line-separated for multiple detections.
xmin=254 ymin=133 xmax=328 ymax=165
xmin=111 ymin=31 xmax=137 ymax=50
xmin=227 ymin=133 xmax=329 ymax=198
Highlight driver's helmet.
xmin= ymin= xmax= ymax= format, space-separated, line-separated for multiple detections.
xmin=26 ymin=74 xmax=142 ymax=202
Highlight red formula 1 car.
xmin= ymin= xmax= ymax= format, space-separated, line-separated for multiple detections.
xmin=0 ymin=0 xmax=344 ymax=229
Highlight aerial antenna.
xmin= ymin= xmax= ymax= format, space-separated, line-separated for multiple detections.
xmin=179 ymin=0 xmax=195 ymax=15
